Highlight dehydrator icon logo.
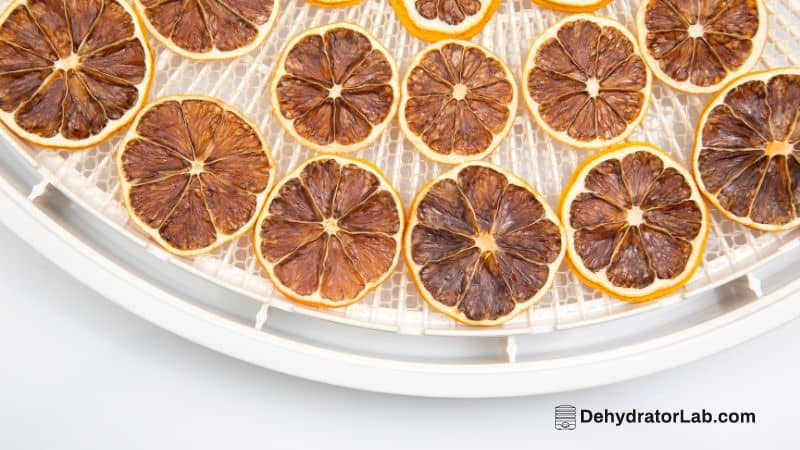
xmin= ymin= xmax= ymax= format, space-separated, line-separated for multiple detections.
xmin=555 ymin=405 xmax=577 ymax=430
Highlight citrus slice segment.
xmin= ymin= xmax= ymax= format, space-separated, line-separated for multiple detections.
xmin=254 ymin=156 xmax=405 ymax=308
xmin=270 ymin=23 xmax=399 ymax=154
xmin=560 ymin=142 xmax=710 ymax=302
xmin=134 ymin=0 xmax=278 ymax=60
xmin=636 ymin=0 xmax=767 ymax=94
xmin=0 ymin=0 xmax=154 ymax=149
xmin=530 ymin=0 xmax=611 ymax=13
xmin=405 ymin=162 xmax=565 ymax=326
xmin=692 ymin=68 xmax=800 ymax=231
xmin=522 ymin=14 xmax=652 ymax=150
xmin=399 ymin=40 xmax=517 ymax=164
xmin=389 ymin=0 xmax=500 ymax=41
xmin=117 ymin=95 xmax=275 ymax=256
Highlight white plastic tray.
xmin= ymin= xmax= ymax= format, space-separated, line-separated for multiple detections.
xmin=2 ymin=0 xmax=800 ymax=396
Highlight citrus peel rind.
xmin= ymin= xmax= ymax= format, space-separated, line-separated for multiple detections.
xmin=692 ymin=68 xmax=800 ymax=232
xmin=117 ymin=95 xmax=275 ymax=257
xmin=522 ymin=14 xmax=653 ymax=150
xmin=254 ymin=155 xmax=405 ymax=308
xmin=0 ymin=0 xmax=154 ymax=150
xmin=270 ymin=22 xmax=399 ymax=154
xmin=405 ymin=162 xmax=565 ymax=326
xmin=560 ymin=142 xmax=710 ymax=302
xmin=399 ymin=39 xmax=518 ymax=164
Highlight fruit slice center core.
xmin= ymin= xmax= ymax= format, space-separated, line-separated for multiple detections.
xmin=688 ymin=23 xmax=704 ymax=39
xmin=189 ymin=160 xmax=204 ymax=175
xmin=765 ymin=140 xmax=793 ymax=156
xmin=329 ymin=84 xmax=342 ymax=99
xmin=586 ymin=78 xmax=600 ymax=98
xmin=322 ymin=217 xmax=340 ymax=234
xmin=474 ymin=232 xmax=497 ymax=254
xmin=55 ymin=53 xmax=80 ymax=71
xmin=452 ymin=84 xmax=468 ymax=101
xmin=628 ymin=206 xmax=644 ymax=226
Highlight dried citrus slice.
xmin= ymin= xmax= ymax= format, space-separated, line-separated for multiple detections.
xmin=0 ymin=0 xmax=154 ymax=149
xmin=530 ymin=0 xmax=611 ymax=13
xmin=270 ymin=23 xmax=399 ymax=154
xmin=560 ymin=142 xmax=710 ymax=302
xmin=389 ymin=0 xmax=500 ymax=41
xmin=399 ymin=40 xmax=517 ymax=164
xmin=636 ymin=0 xmax=767 ymax=94
xmin=692 ymin=68 xmax=800 ymax=231
xmin=117 ymin=95 xmax=275 ymax=256
xmin=254 ymin=156 xmax=404 ymax=308
xmin=134 ymin=0 xmax=278 ymax=60
xmin=405 ymin=162 xmax=565 ymax=326
xmin=522 ymin=14 xmax=652 ymax=150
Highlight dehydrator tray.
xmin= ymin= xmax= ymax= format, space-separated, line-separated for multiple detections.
xmin=2 ymin=0 xmax=800 ymax=396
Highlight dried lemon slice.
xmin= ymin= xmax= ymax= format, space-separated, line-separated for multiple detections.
xmin=561 ymin=142 xmax=710 ymax=302
xmin=134 ymin=0 xmax=278 ymax=60
xmin=405 ymin=162 xmax=565 ymax=326
xmin=117 ymin=95 xmax=275 ymax=256
xmin=531 ymin=0 xmax=611 ymax=13
xmin=270 ymin=23 xmax=399 ymax=154
xmin=0 ymin=0 xmax=154 ymax=149
xmin=389 ymin=0 xmax=501 ymax=41
xmin=399 ymin=40 xmax=517 ymax=164
xmin=636 ymin=0 xmax=767 ymax=94
xmin=522 ymin=14 xmax=652 ymax=150
xmin=693 ymin=68 xmax=800 ymax=232
xmin=254 ymin=156 xmax=404 ymax=308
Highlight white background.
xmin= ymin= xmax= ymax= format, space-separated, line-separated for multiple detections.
xmin=1 ymin=224 xmax=798 ymax=449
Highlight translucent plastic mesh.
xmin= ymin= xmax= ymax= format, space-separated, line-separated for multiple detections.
xmin=5 ymin=0 xmax=800 ymax=335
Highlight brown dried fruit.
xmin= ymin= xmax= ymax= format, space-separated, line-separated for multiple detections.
xmin=118 ymin=96 xmax=274 ymax=256
xmin=255 ymin=156 xmax=404 ymax=308
xmin=563 ymin=143 xmax=709 ymax=301
xmin=523 ymin=14 xmax=652 ymax=149
xmin=135 ymin=0 xmax=276 ymax=59
xmin=637 ymin=0 xmax=766 ymax=93
xmin=271 ymin=23 xmax=398 ymax=153
xmin=406 ymin=163 xmax=565 ymax=326
xmin=0 ymin=0 xmax=153 ymax=149
xmin=694 ymin=69 xmax=800 ymax=231
xmin=400 ymin=40 xmax=517 ymax=164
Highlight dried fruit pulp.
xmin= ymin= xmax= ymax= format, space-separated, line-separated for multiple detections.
xmin=399 ymin=40 xmax=517 ymax=164
xmin=637 ymin=0 xmax=766 ymax=94
xmin=693 ymin=68 xmax=800 ymax=232
xmin=405 ymin=162 xmax=565 ymax=326
xmin=135 ymin=0 xmax=278 ymax=60
xmin=388 ymin=0 xmax=501 ymax=41
xmin=118 ymin=95 xmax=274 ymax=256
xmin=523 ymin=14 xmax=652 ymax=150
xmin=561 ymin=143 xmax=709 ymax=301
xmin=0 ymin=0 xmax=153 ymax=149
xmin=255 ymin=156 xmax=404 ymax=308
xmin=271 ymin=23 xmax=399 ymax=153
xmin=531 ymin=0 xmax=611 ymax=13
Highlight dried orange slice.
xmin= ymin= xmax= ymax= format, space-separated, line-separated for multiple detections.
xmin=522 ymin=14 xmax=652 ymax=150
xmin=693 ymin=69 xmax=800 ymax=232
xmin=389 ymin=0 xmax=500 ymax=41
xmin=270 ymin=23 xmax=399 ymax=154
xmin=560 ymin=142 xmax=710 ymax=302
xmin=531 ymin=0 xmax=611 ymax=13
xmin=399 ymin=40 xmax=517 ymax=164
xmin=405 ymin=162 xmax=565 ymax=326
xmin=636 ymin=0 xmax=767 ymax=94
xmin=134 ymin=0 xmax=278 ymax=60
xmin=117 ymin=95 xmax=275 ymax=256
xmin=0 ymin=0 xmax=154 ymax=149
xmin=254 ymin=156 xmax=404 ymax=308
